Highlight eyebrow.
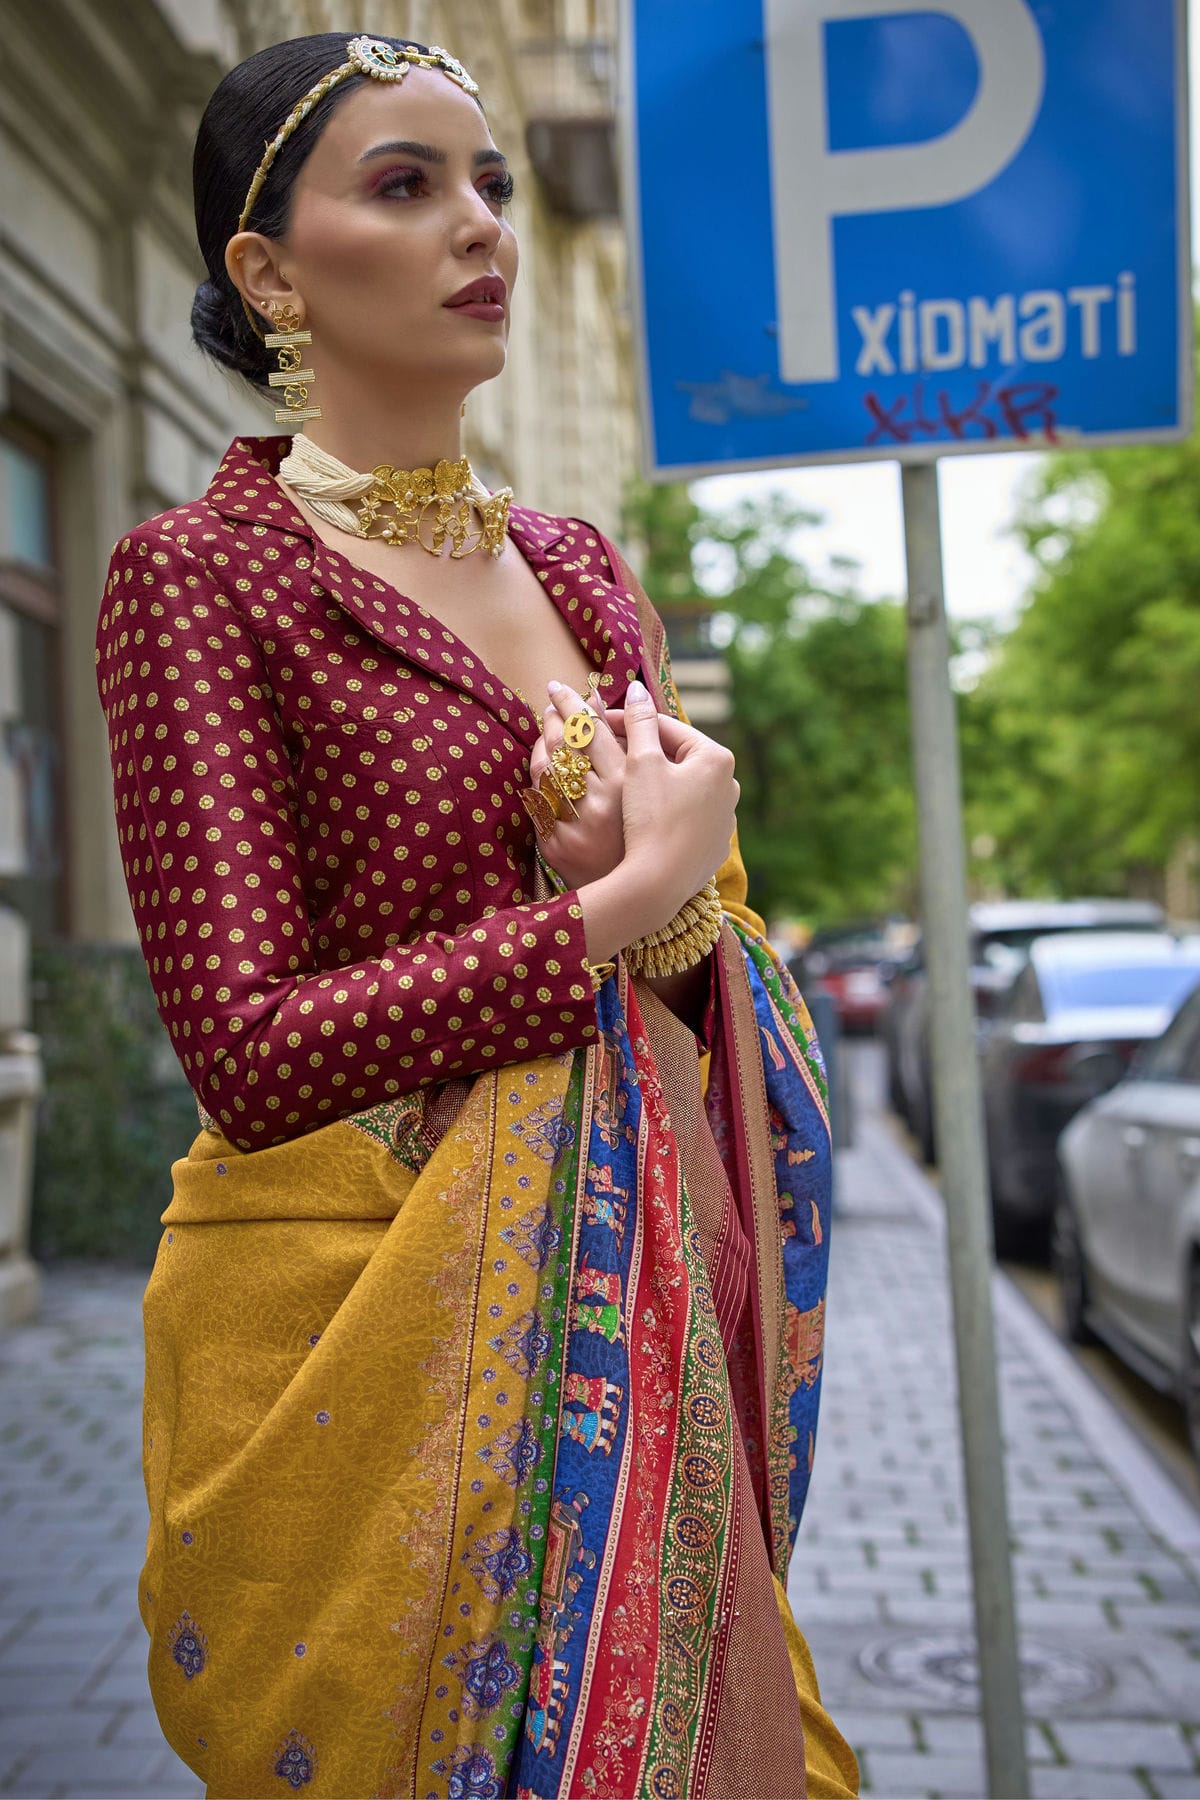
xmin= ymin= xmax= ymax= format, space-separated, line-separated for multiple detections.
xmin=358 ymin=139 xmax=507 ymax=168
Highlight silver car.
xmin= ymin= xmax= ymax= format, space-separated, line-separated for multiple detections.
xmin=1055 ymin=976 xmax=1200 ymax=1463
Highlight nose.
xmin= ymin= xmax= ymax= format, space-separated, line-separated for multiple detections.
xmin=451 ymin=180 xmax=504 ymax=258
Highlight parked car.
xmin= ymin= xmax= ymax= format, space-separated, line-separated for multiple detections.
xmin=1055 ymin=977 xmax=1200 ymax=1463
xmin=790 ymin=921 xmax=906 ymax=1034
xmin=883 ymin=898 xmax=1167 ymax=1163
xmin=980 ymin=930 xmax=1200 ymax=1254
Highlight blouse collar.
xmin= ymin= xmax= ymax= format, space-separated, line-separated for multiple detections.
xmin=202 ymin=436 xmax=642 ymax=744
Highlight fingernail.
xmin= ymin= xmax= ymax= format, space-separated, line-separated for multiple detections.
xmin=547 ymin=679 xmax=563 ymax=694
xmin=627 ymin=678 xmax=650 ymax=704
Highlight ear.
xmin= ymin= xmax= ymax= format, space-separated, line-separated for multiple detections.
xmin=224 ymin=231 xmax=303 ymax=325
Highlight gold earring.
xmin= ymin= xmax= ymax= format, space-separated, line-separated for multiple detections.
xmin=265 ymin=301 xmax=320 ymax=427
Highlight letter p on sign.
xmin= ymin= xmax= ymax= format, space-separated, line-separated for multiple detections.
xmin=765 ymin=0 xmax=1046 ymax=384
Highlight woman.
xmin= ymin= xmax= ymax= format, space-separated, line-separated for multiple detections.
xmin=96 ymin=32 xmax=858 ymax=1800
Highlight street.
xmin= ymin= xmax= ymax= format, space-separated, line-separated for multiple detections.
xmin=791 ymin=1040 xmax=1200 ymax=1798
xmin=0 ymin=1043 xmax=1197 ymax=1799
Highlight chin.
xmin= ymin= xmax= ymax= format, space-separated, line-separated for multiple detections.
xmin=461 ymin=342 xmax=508 ymax=384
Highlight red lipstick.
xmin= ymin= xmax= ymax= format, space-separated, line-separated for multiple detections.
xmin=444 ymin=274 xmax=507 ymax=322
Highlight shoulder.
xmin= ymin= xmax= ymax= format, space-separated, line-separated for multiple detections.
xmin=510 ymin=500 xmax=658 ymax=616
xmin=508 ymin=502 xmax=633 ymax=580
xmin=100 ymin=509 xmax=213 ymax=631
xmin=97 ymin=498 xmax=236 ymax=673
xmin=105 ymin=497 xmax=222 ymax=571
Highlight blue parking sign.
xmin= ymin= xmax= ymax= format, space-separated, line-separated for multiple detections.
xmin=623 ymin=0 xmax=1192 ymax=476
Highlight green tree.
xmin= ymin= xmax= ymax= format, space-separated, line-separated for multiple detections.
xmin=624 ymin=481 xmax=916 ymax=922
xmin=962 ymin=430 xmax=1200 ymax=896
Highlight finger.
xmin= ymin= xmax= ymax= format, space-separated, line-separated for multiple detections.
xmin=621 ymin=678 xmax=663 ymax=761
xmin=541 ymin=705 xmax=563 ymax=756
xmin=652 ymin=713 xmax=713 ymax=760
xmin=546 ymin=680 xmax=622 ymax=775
xmin=548 ymin=671 xmax=611 ymax=726
xmin=602 ymin=709 xmax=696 ymax=755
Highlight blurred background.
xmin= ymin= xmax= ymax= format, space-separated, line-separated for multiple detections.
xmin=1 ymin=4 xmax=1200 ymax=1797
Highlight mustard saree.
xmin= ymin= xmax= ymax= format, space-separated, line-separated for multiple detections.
xmin=137 ymin=602 xmax=856 ymax=1799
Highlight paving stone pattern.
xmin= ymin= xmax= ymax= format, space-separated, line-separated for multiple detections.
xmin=0 ymin=1268 xmax=202 ymax=1799
xmin=1 ymin=1048 xmax=1198 ymax=1798
xmin=788 ymin=1050 xmax=1200 ymax=1799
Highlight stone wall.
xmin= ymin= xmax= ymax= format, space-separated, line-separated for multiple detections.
xmin=0 ymin=0 xmax=636 ymax=1304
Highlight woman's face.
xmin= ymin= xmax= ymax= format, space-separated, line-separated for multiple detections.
xmin=260 ymin=68 xmax=518 ymax=393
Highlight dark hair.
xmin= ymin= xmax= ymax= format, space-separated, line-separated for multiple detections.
xmin=191 ymin=33 xmax=427 ymax=394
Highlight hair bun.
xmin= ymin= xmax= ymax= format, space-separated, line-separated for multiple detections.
xmin=190 ymin=273 xmax=271 ymax=387
xmin=191 ymin=277 xmax=227 ymax=338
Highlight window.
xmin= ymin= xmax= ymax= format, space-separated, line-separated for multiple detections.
xmin=0 ymin=422 xmax=66 ymax=940
xmin=1138 ymin=982 xmax=1200 ymax=1084
xmin=1044 ymin=961 xmax=1200 ymax=1014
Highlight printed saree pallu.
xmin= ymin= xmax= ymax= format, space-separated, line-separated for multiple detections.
xmin=140 ymin=920 xmax=835 ymax=1799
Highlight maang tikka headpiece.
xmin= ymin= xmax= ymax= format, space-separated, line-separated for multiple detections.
xmin=237 ymin=37 xmax=482 ymax=237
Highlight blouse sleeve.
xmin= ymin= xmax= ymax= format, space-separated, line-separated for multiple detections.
xmin=96 ymin=526 xmax=599 ymax=1153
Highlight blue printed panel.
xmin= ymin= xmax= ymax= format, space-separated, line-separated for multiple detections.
xmin=515 ymin=983 xmax=642 ymax=1795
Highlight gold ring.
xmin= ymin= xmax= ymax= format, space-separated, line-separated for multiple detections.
xmin=549 ymin=744 xmax=591 ymax=803
xmin=519 ymin=785 xmax=559 ymax=836
xmin=539 ymin=765 xmax=577 ymax=820
xmin=562 ymin=710 xmax=597 ymax=750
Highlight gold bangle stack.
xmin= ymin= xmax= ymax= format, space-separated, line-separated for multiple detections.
xmin=624 ymin=878 xmax=724 ymax=979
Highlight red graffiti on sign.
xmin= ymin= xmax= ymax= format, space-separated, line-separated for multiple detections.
xmin=864 ymin=380 xmax=1061 ymax=447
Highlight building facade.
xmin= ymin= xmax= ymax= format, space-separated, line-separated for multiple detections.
xmin=0 ymin=0 xmax=637 ymax=1319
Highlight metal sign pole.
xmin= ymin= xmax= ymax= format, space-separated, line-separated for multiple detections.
xmin=901 ymin=458 xmax=1030 ymax=1800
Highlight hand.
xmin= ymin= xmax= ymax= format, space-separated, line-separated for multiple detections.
xmin=617 ymin=680 xmax=739 ymax=925
xmin=528 ymin=680 xmax=626 ymax=890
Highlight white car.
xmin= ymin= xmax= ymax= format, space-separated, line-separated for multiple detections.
xmin=1055 ymin=977 xmax=1200 ymax=1463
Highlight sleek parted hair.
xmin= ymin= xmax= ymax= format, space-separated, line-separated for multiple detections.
xmin=190 ymin=32 xmax=423 ymax=394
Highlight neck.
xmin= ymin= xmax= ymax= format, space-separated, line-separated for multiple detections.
xmin=299 ymin=371 xmax=466 ymax=473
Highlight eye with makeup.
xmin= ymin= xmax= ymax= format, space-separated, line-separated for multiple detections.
xmin=372 ymin=165 xmax=515 ymax=207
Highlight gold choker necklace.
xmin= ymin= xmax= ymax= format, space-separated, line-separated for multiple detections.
xmin=278 ymin=434 xmax=512 ymax=559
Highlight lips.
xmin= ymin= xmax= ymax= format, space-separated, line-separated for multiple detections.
xmin=445 ymin=275 xmax=507 ymax=308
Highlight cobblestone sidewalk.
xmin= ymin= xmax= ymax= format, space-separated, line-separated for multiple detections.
xmin=0 ymin=1269 xmax=202 ymax=1799
xmin=788 ymin=1046 xmax=1200 ymax=1799
xmin=2 ymin=1053 xmax=1199 ymax=1798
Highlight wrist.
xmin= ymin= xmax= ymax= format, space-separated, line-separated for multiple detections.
xmin=577 ymin=862 xmax=672 ymax=964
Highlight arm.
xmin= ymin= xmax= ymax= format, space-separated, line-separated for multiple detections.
xmin=96 ymin=527 xmax=601 ymax=1152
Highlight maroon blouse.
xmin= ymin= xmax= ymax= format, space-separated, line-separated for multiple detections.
xmin=95 ymin=435 xmax=650 ymax=1154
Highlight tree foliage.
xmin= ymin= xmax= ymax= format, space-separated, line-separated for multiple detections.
xmin=624 ymin=480 xmax=915 ymax=923
xmin=962 ymin=432 xmax=1200 ymax=897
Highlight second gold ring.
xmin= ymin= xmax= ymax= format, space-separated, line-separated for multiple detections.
xmin=548 ymin=744 xmax=591 ymax=803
